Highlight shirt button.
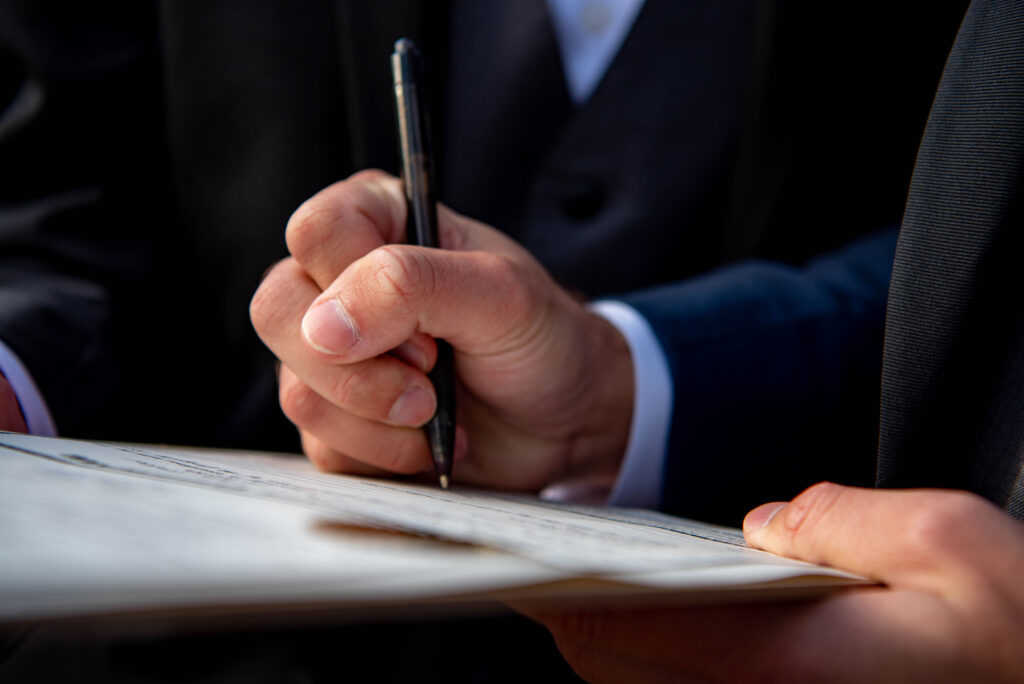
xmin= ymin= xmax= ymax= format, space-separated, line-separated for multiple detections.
xmin=559 ymin=178 xmax=606 ymax=221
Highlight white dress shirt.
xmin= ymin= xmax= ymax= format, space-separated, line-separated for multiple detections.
xmin=545 ymin=0 xmax=647 ymax=104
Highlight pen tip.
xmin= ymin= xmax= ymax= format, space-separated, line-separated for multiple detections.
xmin=438 ymin=474 xmax=450 ymax=490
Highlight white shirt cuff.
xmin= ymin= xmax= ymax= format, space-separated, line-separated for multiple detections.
xmin=590 ymin=300 xmax=672 ymax=508
xmin=0 ymin=339 xmax=57 ymax=436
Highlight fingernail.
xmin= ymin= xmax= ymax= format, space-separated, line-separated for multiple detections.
xmin=743 ymin=502 xmax=787 ymax=534
xmin=388 ymin=386 xmax=435 ymax=426
xmin=302 ymin=298 xmax=360 ymax=355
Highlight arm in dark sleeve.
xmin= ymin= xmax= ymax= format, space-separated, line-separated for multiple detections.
xmin=0 ymin=2 xmax=182 ymax=439
xmin=619 ymin=227 xmax=897 ymax=525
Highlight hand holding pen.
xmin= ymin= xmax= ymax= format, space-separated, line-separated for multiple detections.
xmin=251 ymin=41 xmax=634 ymax=494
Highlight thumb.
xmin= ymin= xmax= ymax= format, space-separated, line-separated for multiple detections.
xmin=742 ymin=482 xmax=1011 ymax=585
xmin=300 ymin=241 xmax=555 ymax=364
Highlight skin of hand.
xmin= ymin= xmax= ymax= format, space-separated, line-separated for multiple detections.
xmin=0 ymin=373 xmax=27 ymax=432
xmin=514 ymin=482 xmax=1024 ymax=684
xmin=251 ymin=169 xmax=634 ymax=491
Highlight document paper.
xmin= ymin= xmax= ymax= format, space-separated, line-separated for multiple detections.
xmin=0 ymin=433 xmax=868 ymax=623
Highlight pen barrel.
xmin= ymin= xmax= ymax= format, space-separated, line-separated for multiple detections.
xmin=392 ymin=45 xmax=440 ymax=249
xmin=392 ymin=38 xmax=455 ymax=485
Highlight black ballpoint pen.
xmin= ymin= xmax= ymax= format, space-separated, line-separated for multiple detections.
xmin=391 ymin=38 xmax=456 ymax=489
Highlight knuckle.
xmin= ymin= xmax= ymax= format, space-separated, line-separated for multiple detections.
xmin=249 ymin=263 xmax=290 ymax=334
xmin=288 ymin=190 xmax=378 ymax=260
xmin=249 ymin=284 xmax=272 ymax=331
xmin=379 ymin=434 xmax=428 ymax=474
xmin=303 ymin=437 xmax=337 ymax=472
xmin=299 ymin=431 xmax=324 ymax=463
xmin=350 ymin=168 xmax=392 ymax=185
xmin=302 ymin=432 xmax=361 ymax=475
xmin=329 ymin=363 xmax=373 ymax=409
xmin=477 ymin=250 xmax=521 ymax=292
xmin=285 ymin=201 xmax=336 ymax=263
xmin=370 ymin=245 xmax=429 ymax=310
xmin=788 ymin=482 xmax=844 ymax=551
xmin=475 ymin=253 xmax=535 ymax=327
xmin=278 ymin=373 xmax=319 ymax=426
xmin=902 ymin=491 xmax=990 ymax=560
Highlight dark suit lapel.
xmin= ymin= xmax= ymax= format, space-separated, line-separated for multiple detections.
xmin=879 ymin=0 xmax=1024 ymax=519
xmin=330 ymin=0 xmax=449 ymax=172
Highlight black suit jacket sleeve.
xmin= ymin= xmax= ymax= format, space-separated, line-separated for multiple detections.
xmin=0 ymin=3 xmax=186 ymax=440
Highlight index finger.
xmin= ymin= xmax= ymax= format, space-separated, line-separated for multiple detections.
xmin=286 ymin=169 xmax=407 ymax=291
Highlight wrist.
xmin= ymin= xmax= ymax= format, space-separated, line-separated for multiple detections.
xmin=564 ymin=310 xmax=634 ymax=486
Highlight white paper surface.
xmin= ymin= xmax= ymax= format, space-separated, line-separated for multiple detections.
xmin=0 ymin=433 xmax=865 ymax=622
